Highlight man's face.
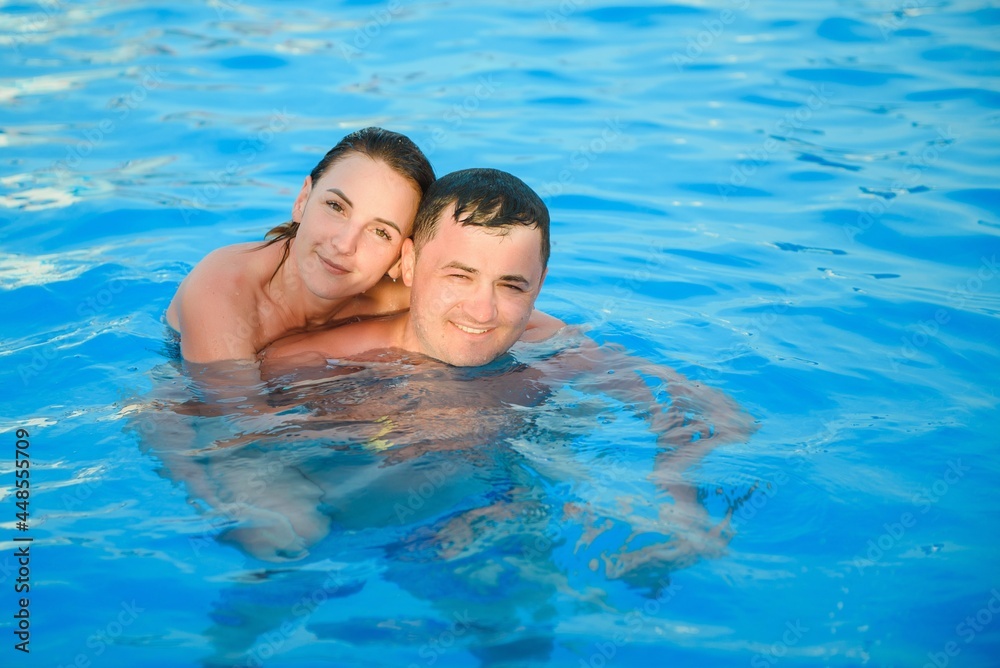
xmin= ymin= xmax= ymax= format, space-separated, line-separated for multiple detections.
xmin=401 ymin=206 xmax=546 ymax=366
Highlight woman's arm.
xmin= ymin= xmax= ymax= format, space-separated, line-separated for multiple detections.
xmin=522 ymin=309 xmax=566 ymax=342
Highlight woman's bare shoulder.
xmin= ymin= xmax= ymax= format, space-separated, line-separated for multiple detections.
xmin=197 ymin=242 xmax=269 ymax=274
xmin=181 ymin=242 xmax=279 ymax=295
xmin=168 ymin=243 xmax=275 ymax=342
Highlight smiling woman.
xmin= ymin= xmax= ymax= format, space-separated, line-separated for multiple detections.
xmin=165 ymin=126 xmax=435 ymax=363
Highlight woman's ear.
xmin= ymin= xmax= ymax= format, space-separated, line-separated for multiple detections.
xmin=386 ymin=256 xmax=404 ymax=281
xmin=400 ymin=238 xmax=416 ymax=287
xmin=292 ymin=175 xmax=312 ymax=221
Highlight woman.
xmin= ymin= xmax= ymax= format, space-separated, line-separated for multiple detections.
xmin=167 ymin=127 xmax=435 ymax=363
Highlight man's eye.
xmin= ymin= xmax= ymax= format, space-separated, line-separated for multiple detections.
xmin=502 ymin=284 xmax=526 ymax=292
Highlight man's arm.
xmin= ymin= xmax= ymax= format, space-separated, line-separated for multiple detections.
xmin=529 ymin=335 xmax=755 ymax=581
xmin=535 ymin=336 xmax=756 ymax=463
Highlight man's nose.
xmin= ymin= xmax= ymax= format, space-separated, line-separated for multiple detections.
xmin=462 ymin=282 xmax=497 ymax=323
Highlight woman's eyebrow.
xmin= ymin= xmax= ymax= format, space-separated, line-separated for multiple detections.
xmin=326 ymin=188 xmax=353 ymax=207
xmin=327 ymin=188 xmax=401 ymax=234
xmin=376 ymin=218 xmax=402 ymax=234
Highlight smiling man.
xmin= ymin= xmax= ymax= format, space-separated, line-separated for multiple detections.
xmin=262 ymin=168 xmax=563 ymax=367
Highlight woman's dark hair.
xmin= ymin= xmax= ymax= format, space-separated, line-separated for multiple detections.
xmin=259 ymin=127 xmax=435 ymax=279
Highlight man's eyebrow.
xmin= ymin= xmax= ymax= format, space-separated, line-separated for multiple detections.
xmin=444 ymin=262 xmax=531 ymax=286
xmin=444 ymin=261 xmax=479 ymax=274
xmin=327 ymin=188 xmax=401 ymax=234
xmin=499 ymin=274 xmax=531 ymax=286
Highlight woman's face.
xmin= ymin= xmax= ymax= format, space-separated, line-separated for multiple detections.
xmin=290 ymin=152 xmax=421 ymax=301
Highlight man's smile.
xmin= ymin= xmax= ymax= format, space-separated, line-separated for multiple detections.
xmin=452 ymin=322 xmax=492 ymax=335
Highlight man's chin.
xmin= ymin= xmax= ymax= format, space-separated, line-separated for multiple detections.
xmin=436 ymin=347 xmax=503 ymax=368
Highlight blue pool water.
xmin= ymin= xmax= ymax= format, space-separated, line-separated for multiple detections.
xmin=2 ymin=1 xmax=999 ymax=666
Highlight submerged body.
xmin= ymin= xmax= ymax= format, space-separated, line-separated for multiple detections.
xmin=138 ymin=328 xmax=755 ymax=663
xmin=148 ymin=326 xmax=754 ymax=562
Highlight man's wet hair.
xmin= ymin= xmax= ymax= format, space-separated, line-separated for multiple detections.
xmin=412 ymin=168 xmax=550 ymax=268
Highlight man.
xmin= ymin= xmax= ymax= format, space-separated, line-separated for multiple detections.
xmin=262 ymin=167 xmax=563 ymax=368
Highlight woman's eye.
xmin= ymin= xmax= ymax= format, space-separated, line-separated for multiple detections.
xmin=375 ymin=228 xmax=392 ymax=241
xmin=326 ymin=200 xmax=345 ymax=214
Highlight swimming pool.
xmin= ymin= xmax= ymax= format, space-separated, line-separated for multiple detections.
xmin=2 ymin=1 xmax=998 ymax=666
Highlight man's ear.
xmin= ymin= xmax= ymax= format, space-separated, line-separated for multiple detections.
xmin=291 ymin=175 xmax=312 ymax=221
xmin=400 ymin=238 xmax=416 ymax=287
